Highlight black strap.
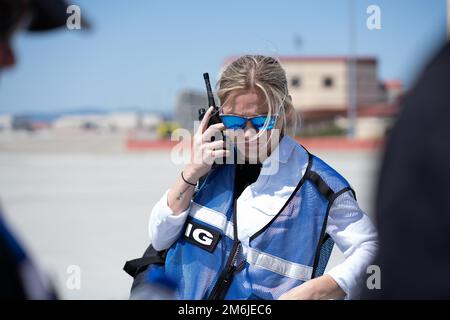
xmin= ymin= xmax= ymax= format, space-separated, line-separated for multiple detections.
xmin=300 ymin=153 xmax=358 ymax=277
xmin=123 ymin=245 xmax=167 ymax=278
xmin=305 ymin=170 xmax=335 ymax=201
xmin=207 ymin=259 xmax=245 ymax=300
xmin=207 ymin=191 xmax=243 ymax=300
xmin=123 ymin=256 xmax=163 ymax=278
xmin=232 ymin=198 xmax=239 ymax=241
xmin=249 ymin=152 xmax=314 ymax=242
xmin=310 ymin=183 xmax=357 ymax=276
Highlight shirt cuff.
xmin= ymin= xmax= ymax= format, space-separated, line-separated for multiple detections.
xmin=325 ymin=264 xmax=351 ymax=299
xmin=325 ymin=244 xmax=377 ymax=300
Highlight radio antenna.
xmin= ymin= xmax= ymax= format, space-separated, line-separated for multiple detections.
xmin=203 ymin=73 xmax=216 ymax=109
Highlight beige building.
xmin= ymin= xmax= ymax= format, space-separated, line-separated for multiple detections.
xmin=279 ymin=56 xmax=384 ymax=112
xmin=220 ymin=55 xmax=402 ymax=138
xmin=278 ymin=56 xmax=402 ymax=139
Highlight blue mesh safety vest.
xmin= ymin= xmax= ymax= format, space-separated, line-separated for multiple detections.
xmin=160 ymin=148 xmax=355 ymax=300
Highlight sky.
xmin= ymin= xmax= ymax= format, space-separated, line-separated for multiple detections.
xmin=0 ymin=0 xmax=447 ymax=115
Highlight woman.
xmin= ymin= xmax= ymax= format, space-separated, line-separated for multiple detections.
xmin=147 ymin=55 xmax=378 ymax=300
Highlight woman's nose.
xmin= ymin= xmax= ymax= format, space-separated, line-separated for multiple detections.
xmin=243 ymin=120 xmax=257 ymax=139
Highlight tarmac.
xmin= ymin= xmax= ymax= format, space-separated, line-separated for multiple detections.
xmin=0 ymin=131 xmax=382 ymax=299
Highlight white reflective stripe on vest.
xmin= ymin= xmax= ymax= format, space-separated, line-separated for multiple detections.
xmin=247 ymin=247 xmax=313 ymax=282
xmin=190 ymin=202 xmax=313 ymax=282
xmin=189 ymin=202 xmax=235 ymax=240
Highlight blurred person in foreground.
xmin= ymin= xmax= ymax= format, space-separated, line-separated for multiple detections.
xmin=364 ymin=41 xmax=450 ymax=299
xmin=0 ymin=0 xmax=88 ymax=299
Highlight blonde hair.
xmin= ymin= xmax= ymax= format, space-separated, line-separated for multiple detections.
xmin=217 ymin=55 xmax=298 ymax=137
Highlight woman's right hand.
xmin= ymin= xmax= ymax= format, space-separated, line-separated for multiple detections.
xmin=182 ymin=106 xmax=229 ymax=184
xmin=167 ymin=107 xmax=228 ymax=215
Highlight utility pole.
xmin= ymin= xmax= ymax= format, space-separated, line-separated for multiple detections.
xmin=347 ymin=0 xmax=357 ymax=139
xmin=447 ymin=0 xmax=450 ymax=39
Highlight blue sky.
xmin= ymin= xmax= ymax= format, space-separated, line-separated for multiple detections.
xmin=0 ymin=0 xmax=447 ymax=114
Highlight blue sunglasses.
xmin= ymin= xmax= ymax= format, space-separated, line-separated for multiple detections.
xmin=219 ymin=114 xmax=278 ymax=131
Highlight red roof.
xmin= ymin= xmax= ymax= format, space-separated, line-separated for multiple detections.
xmin=357 ymin=104 xmax=399 ymax=117
xmin=383 ymin=79 xmax=403 ymax=89
xmin=300 ymin=108 xmax=347 ymax=121
xmin=298 ymin=103 xmax=399 ymax=121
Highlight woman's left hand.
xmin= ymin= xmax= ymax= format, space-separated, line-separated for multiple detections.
xmin=277 ymin=275 xmax=346 ymax=300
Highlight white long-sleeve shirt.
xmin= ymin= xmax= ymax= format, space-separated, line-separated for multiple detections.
xmin=148 ymin=136 xmax=378 ymax=299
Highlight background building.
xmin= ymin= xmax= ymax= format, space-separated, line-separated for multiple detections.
xmin=281 ymin=56 xmax=383 ymax=112
xmin=0 ymin=115 xmax=12 ymax=132
xmin=220 ymin=55 xmax=403 ymax=139
xmin=174 ymin=89 xmax=208 ymax=132
xmin=53 ymin=111 xmax=162 ymax=133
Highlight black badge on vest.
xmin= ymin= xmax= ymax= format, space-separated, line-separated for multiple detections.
xmin=183 ymin=219 xmax=221 ymax=253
